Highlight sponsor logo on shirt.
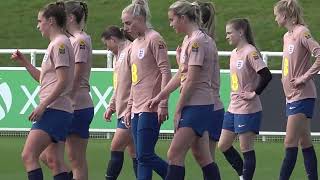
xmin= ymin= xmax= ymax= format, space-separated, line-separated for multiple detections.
xmin=236 ymin=60 xmax=244 ymax=69
xmin=304 ymin=32 xmax=312 ymax=39
xmin=138 ymin=48 xmax=145 ymax=59
xmin=251 ymin=51 xmax=260 ymax=60
xmin=238 ymin=124 xmax=245 ymax=128
xmin=288 ymin=44 xmax=294 ymax=54
xmin=191 ymin=42 xmax=199 ymax=52
xmin=119 ymin=52 xmax=125 ymax=62
xmin=79 ymin=40 xmax=86 ymax=50
xmin=159 ymin=41 xmax=165 ymax=49
xmin=59 ymin=44 xmax=65 ymax=54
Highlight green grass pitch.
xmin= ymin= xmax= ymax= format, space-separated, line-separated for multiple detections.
xmin=0 ymin=137 xmax=314 ymax=179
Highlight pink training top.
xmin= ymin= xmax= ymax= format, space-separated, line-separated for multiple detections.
xmin=69 ymin=31 xmax=93 ymax=110
xmin=228 ymin=44 xmax=266 ymax=114
xmin=282 ymin=25 xmax=320 ymax=103
xmin=40 ymin=34 xmax=75 ymax=113
xmin=129 ymin=29 xmax=171 ymax=113
xmin=109 ymin=41 xmax=132 ymax=118
xmin=211 ymin=44 xmax=224 ymax=111
xmin=179 ymin=30 xmax=215 ymax=106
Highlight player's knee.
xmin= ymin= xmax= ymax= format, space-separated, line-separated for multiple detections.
xmin=21 ymin=151 xmax=36 ymax=165
xmin=192 ymin=149 xmax=201 ymax=161
xmin=218 ymin=141 xmax=230 ymax=152
xmin=192 ymin=149 xmax=208 ymax=166
xmin=299 ymin=136 xmax=312 ymax=148
xmin=284 ymin=136 xmax=299 ymax=147
xmin=47 ymin=156 xmax=65 ymax=171
xmin=239 ymin=142 xmax=253 ymax=152
xmin=110 ymin=141 xmax=127 ymax=152
xmin=128 ymin=149 xmax=136 ymax=158
xmin=167 ymin=147 xmax=183 ymax=164
xmin=39 ymin=153 xmax=47 ymax=164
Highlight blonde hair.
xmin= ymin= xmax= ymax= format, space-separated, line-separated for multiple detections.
xmin=169 ymin=0 xmax=202 ymax=26
xmin=123 ymin=0 xmax=152 ymax=28
xmin=274 ymin=0 xmax=305 ymax=25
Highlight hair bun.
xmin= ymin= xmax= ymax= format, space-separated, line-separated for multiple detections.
xmin=134 ymin=0 xmax=146 ymax=6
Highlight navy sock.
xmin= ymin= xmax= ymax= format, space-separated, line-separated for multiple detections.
xmin=243 ymin=150 xmax=256 ymax=180
xmin=28 ymin=168 xmax=43 ymax=180
xmin=68 ymin=171 xmax=73 ymax=180
xmin=132 ymin=158 xmax=138 ymax=178
xmin=105 ymin=151 xmax=124 ymax=180
xmin=53 ymin=172 xmax=69 ymax=180
xmin=165 ymin=165 xmax=185 ymax=180
xmin=202 ymin=162 xmax=221 ymax=180
xmin=223 ymin=146 xmax=243 ymax=176
xmin=279 ymin=147 xmax=298 ymax=180
xmin=302 ymin=146 xmax=318 ymax=180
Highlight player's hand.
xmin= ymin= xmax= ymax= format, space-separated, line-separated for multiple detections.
xmin=124 ymin=111 xmax=132 ymax=128
xmin=29 ymin=104 xmax=46 ymax=122
xmin=157 ymin=107 xmax=168 ymax=125
xmin=147 ymin=95 xmax=161 ymax=109
xmin=11 ymin=50 xmax=27 ymax=64
xmin=104 ymin=108 xmax=113 ymax=122
xmin=291 ymin=76 xmax=306 ymax=88
xmin=173 ymin=110 xmax=181 ymax=132
xmin=240 ymin=91 xmax=256 ymax=100
xmin=176 ymin=45 xmax=181 ymax=65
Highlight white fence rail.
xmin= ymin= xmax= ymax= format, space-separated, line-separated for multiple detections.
xmin=3 ymin=48 xmax=317 ymax=140
xmin=0 ymin=49 xmax=283 ymax=67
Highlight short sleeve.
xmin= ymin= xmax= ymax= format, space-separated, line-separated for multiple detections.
xmin=74 ymin=39 xmax=89 ymax=63
xmin=188 ymin=39 xmax=205 ymax=66
xmin=247 ymin=50 xmax=267 ymax=72
xmin=52 ymin=42 xmax=70 ymax=68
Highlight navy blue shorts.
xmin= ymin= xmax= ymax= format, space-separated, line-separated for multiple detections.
xmin=69 ymin=107 xmax=94 ymax=139
xmin=117 ymin=117 xmax=128 ymax=129
xmin=208 ymin=108 xmax=224 ymax=141
xmin=286 ymin=98 xmax=315 ymax=119
xmin=32 ymin=108 xmax=73 ymax=142
xmin=223 ymin=111 xmax=262 ymax=134
xmin=178 ymin=104 xmax=214 ymax=137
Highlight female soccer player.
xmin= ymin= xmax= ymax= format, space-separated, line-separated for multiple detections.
xmin=39 ymin=2 xmax=93 ymax=180
xmin=11 ymin=2 xmax=74 ymax=180
xmin=190 ymin=2 xmax=224 ymax=170
xmin=274 ymin=0 xmax=320 ymax=179
xmin=217 ymin=18 xmax=272 ymax=180
xmin=65 ymin=1 xmax=93 ymax=179
xmin=102 ymin=26 xmax=137 ymax=180
xmin=149 ymin=1 xmax=222 ymax=179
xmin=121 ymin=0 xmax=171 ymax=179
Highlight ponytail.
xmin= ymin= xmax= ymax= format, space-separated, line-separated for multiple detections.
xmin=274 ymin=0 xmax=305 ymax=25
xmin=65 ymin=1 xmax=89 ymax=24
xmin=40 ymin=1 xmax=67 ymax=28
xmin=198 ymin=1 xmax=216 ymax=38
xmin=227 ymin=18 xmax=262 ymax=57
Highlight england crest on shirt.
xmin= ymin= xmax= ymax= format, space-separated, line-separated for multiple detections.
xmin=42 ymin=51 xmax=49 ymax=62
xmin=119 ymin=52 xmax=125 ymax=62
xmin=236 ymin=60 xmax=244 ymax=69
xmin=137 ymin=48 xmax=145 ymax=60
xmin=288 ymin=44 xmax=294 ymax=54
